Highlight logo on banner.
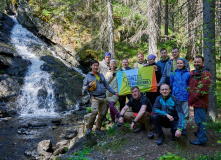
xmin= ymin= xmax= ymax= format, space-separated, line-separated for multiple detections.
xmin=123 ymin=74 xmax=151 ymax=88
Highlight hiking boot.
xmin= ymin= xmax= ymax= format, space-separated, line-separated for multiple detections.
xmin=134 ymin=127 xmax=142 ymax=133
xmin=85 ymin=128 xmax=92 ymax=136
xmin=182 ymin=129 xmax=187 ymax=136
xmin=194 ymin=131 xmax=198 ymax=137
xmin=157 ymin=133 xmax=165 ymax=145
xmin=189 ymin=140 xmax=206 ymax=146
xmin=147 ymin=131 xmax=154 ymax=139
xmin=95 ymin=129 xmax=105 ymax=136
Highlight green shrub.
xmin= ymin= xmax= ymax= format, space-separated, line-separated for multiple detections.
xmin=86 ymin=107 xmax=91 ymax=113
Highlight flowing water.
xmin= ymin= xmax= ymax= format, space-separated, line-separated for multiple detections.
xmin=10 ymin=17 xmax=58 ymax=117
xmin=0 ymin=17 xmax=86 ymax=159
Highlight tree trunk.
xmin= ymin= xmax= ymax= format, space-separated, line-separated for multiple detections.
xmin=165 ymin=0 xmax=169 ymax=36
xmin=186 ymin=0 xmax=196 ymax=61
xmin=107 ymin=0 xmax=115 ymax=59
xmin=147 ymin=0 xmax=158 ymax=58
xmin=203 ymin=0 xmax=217 ymax=121
xmin=157 ymin=0 xmax=161 ymax=39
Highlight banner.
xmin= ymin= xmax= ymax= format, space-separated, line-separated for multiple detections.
xmin=116 ymin=66 xmax=157 ymax=95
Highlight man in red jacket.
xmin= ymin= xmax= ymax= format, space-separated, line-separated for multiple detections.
xmin=188 ymin=55 xmax=211 ymax=146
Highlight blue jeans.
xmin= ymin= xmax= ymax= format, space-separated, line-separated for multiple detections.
xmin=194 ymin=107 xmax=207 ymax=144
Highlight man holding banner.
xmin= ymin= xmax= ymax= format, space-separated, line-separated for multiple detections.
xmin=118 ymin=86 xmax=154 ymax=139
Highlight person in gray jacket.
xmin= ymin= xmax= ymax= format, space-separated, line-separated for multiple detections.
xmin=158 ymin=47 xmax=190 ymax=86
xmin=82 ymin=60 xmax=119 ymax=136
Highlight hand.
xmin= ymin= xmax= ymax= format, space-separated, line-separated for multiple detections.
xmin=115 ymin=93 xmax=119 ymax=96
xmin=89 ymin=81 xmax=94 ymax=87
xmin=175 ymin=130 xmax=182 ymax=137
xmin=143 ymin=64 xmax=149 ymax=67
xmin=130 ymin=122 xmax=135 ymax=130
xmin=166 ymin=114 xmax=174 ymax=121
xmin=118 ymin=117 xmax=124 ymax=124
xmin=153 ymin=65 xmax=158 ymax=71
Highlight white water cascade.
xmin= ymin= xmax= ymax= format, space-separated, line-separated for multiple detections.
xmin=10 ymin=17 xmax=58 ymax=117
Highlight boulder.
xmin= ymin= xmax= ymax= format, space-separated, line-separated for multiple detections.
xmin=53 ymin=140 xmax=69 ymax=156
xmin=60 ymin=135 xmax=97 ymax=159
xmin=79 ymin=95 xmax=90 ymax=105
xmin=37 ymin=140 xmax=53 ymax=154
xmin=0 ymin=106 xmax=10 ymax=118
xmin=60 ymin=128 xmax=78 ymax=139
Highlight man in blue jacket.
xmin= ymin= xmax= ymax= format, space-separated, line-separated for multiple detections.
xmin=153 ymin=84 xmax=185 ymax=145
xmin=82 ymin=60 xmax=118 ymax=136
xmin=157 ymin=48 xmax=170 ymax=75
xmin=158 ymin=47 xmax=190 ymax=86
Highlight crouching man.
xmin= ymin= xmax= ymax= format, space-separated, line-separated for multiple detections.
xmin=82 ymin=60 xmax=118 ymax=136
xmin=153 ymin=84 xmax=185 ymax=145
xmin=118 ymin=86 xmax=154 ymax=139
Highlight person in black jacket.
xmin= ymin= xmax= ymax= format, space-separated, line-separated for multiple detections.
xmin=145 ymin=54 xmax=161 ymax=106
xmin=118 ymin=86 xmax=154 ymax=139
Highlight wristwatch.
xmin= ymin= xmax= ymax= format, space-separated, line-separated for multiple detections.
xmin=132 ymin=119 xmax=136 ymax=123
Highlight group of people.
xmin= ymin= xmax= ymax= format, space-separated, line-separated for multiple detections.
xmin=82 ymin=48 xmax=211 ymax=146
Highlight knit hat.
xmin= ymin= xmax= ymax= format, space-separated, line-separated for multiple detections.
xmin=177 ymin=58 xmax=185 ymax=62
xmin=104 ymin=52 xmax=111 ymax=58
xmin=147 ymin=54 xmax=156 ymax=60
xmin=110 ymin=59 xmax=117 ymax=65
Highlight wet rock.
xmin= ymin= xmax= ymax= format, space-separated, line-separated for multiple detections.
xmin=37 ymin=140 xmax=53 ymax=154
xmin=0 ymin=21 xmax=4 ymax=29
xmin=60 ymin=128 xmax=78 ymax=139
xmin=0 ymin=13 xmax=3 ymax=20
xmin=17 ymin=128 xmax=30 ymax=135
xmin=0 ymin=47 xmax=14 ymax=57
xmin=30 ymin=123 xmax=47 ymax=128
xmin=24 ymin=146 xmax=39 ymax=158
xmin=51 ymin=119 xmax=62 ymax=126
xmin=72 ymin=110 xmax=87 ymax=115
xmin=79 ymin=95 xmax=90 ymax=105
xmin=84 ymin=113 xmax=91 ymax=122
xmin=40 ymin=64 xmax=52 ymax=71
xmin=53 ymin=140 xmax=69 ymax=156
xmin=0 ymin=106 xmax=10 ymax=118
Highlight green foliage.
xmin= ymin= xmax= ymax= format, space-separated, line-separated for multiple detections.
xmin=216 ymin=80 xmax=221 ymax=109
xmin=205 ymin=120 xmax=221 ymax=134
xmin=106 ymin=125 xmax=116 ymax=135
xmin=68 ymin=146 xmax=94 ymax=160
xmin=86 ymin=107 xmax=91 ymax=113
xmin=158 ymin=152 xmax=185 ymax=160
xmin=195 ymin=152 xmax=221 ymax=160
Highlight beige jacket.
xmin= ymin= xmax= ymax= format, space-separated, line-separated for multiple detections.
xmin=133 ymin=60 xmax=148 ymax=68
xmin=98 ymin=59 xmax=110 ymax=77
xmin=105 ymin=68 xmax=118 ymax=102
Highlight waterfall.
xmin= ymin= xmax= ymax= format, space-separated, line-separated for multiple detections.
xmin=10 ymin=17 xmax=58 ymax=117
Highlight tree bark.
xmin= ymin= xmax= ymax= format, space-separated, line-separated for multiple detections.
xmin=147 ymin=0 xmax=158 ymax=58
xmin=165 ymin=0 xmax=169 ymax=36
xmin=107 ymin=0 xmax=115 ymax=59
xmin=203 ymin=0 xmax=217 ymax=121
xmin=186 ymin=0 xmax=197 ymax=61
xmin=157 ymin=0 xmax=161 ymax=39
